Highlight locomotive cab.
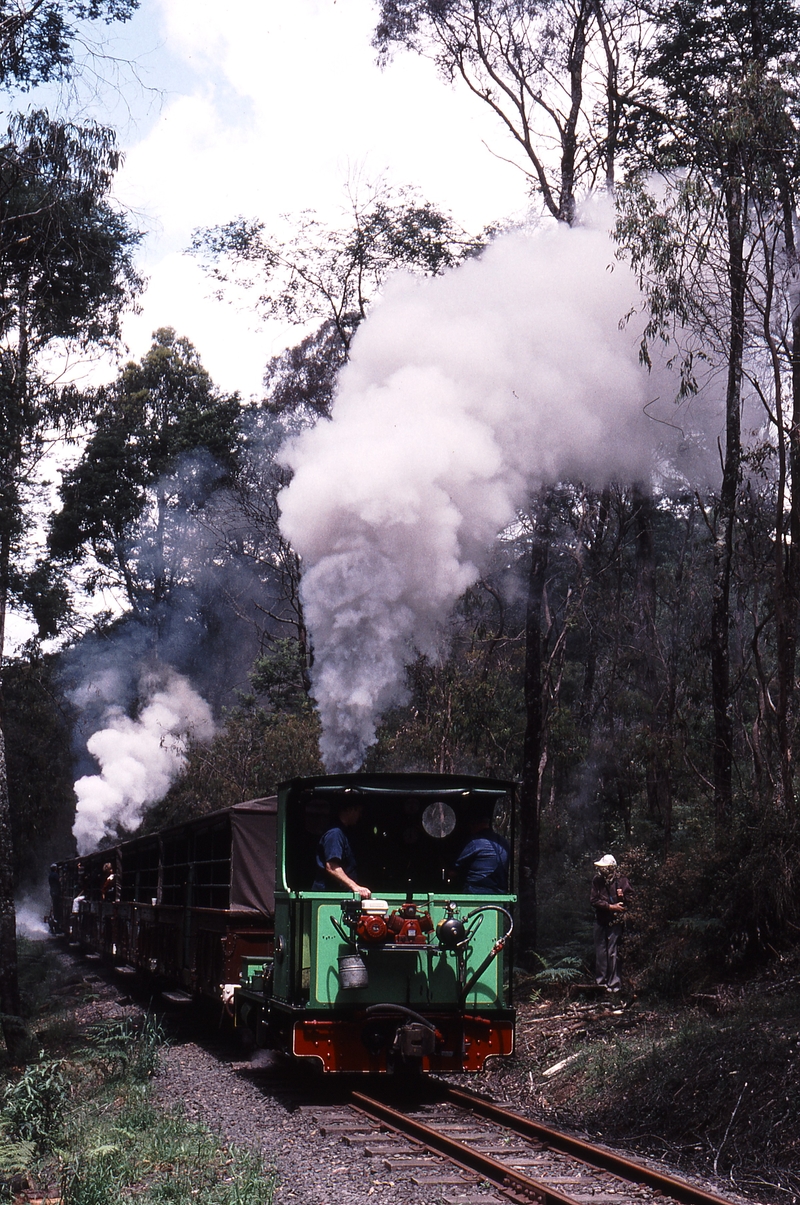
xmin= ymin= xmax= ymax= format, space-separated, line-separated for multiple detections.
xmin=260 ymin=772 xmax=516 ymax=1073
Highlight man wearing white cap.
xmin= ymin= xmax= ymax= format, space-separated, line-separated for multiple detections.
xmin=590 ymin=854 xmax=632 ymax=992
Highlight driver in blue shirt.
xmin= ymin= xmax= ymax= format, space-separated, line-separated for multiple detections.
xmin=454 ymin=807 xmax=510 ymax=894
xmin=312 ymin=802 xmax=371 ymax=898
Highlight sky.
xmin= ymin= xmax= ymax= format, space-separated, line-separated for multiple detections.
xmin=73 ymin=0 xmax=533 ymax=399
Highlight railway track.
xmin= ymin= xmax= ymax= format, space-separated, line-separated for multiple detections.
xmin=301 ymin=1084 xmax=741 ymax=1205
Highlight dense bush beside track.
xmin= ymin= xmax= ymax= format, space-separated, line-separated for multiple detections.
xmin=0 ymin=943 xmax=275 ymax=1205
xmin=497 ymin=960 xmax=800 ymax=1204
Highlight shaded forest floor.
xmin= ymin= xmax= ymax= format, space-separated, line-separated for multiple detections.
xmin=474 ymin=953 xmax=800 ymax=1204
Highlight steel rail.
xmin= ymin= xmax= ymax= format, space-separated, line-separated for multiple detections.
xmin=350 ymin=1089 xmax=602 ymax=1205
xmin=444 ymin=1085 xmax=736 ymax=1205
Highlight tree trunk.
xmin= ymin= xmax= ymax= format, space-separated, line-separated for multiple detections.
xmin=0 ymin=721 xmax=28 ymax=1061
xmin=517 ymin=498 xmax=549 ymax=958
xmin=0 ymin=288 xmax=29 ymax=1061
xmin=632 ymin=484 xmax=673 ymax=850
xmin=711 ymin=174 xmax=746 ymax=832
xmin=558 ymin=1 xmax=589 ymax=224
xmin=774 ymin=183 xmax=800 ymax=812
xmin=786 ymin=255 xmax=800 ymax=813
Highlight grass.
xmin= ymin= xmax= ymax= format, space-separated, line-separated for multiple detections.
xmin=57 ymin=1098 xmax=276 ymax=1205
xmin=1 ymin=942 xmax=276 ymax=1205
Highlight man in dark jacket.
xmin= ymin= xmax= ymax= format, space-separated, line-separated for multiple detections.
xmin=453 ymin=808 xmax=510 ymax=894
xmin=590 ymin=854 xmax=632 ymax=992
xmin=312 ymin=803 xmax=371 ymax=898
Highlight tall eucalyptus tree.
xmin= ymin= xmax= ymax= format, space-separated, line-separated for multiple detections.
xmin=0 ymin=0 xmax=141 ymax=1060
xmin=622 ymin=0 xmax=800 ymax=824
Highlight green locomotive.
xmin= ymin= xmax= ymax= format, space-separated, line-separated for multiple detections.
xmin=240 ymin=772 xmax=516 ymax=1073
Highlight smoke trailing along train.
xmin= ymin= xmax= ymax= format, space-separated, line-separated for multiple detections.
xmin=55 ymin=773 xmax=516 ymax=1074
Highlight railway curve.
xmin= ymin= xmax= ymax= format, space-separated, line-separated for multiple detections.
xmin=52 ymin=947 xmax=754 ymax=1205
xmin=299 ymin=1086 xmax=745 ymax=1205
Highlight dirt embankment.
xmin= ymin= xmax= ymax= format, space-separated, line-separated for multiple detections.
xmin=475 ymin=968 xmax=800 ymax=1205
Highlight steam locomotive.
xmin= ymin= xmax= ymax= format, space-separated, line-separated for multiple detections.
xmin=55 ymin=772 xmax=516 ymax=1074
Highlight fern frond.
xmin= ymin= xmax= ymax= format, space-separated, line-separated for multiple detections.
xmin=0 ymin=1136 xmax=36 ymax=1173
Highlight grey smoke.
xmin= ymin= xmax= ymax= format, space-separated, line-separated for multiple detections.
xmin=278 ymin=211 xmax=703 ymax=771
xmin=63 ymin=436 xmax=297 ymax=849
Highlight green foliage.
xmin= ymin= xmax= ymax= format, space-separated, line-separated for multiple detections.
xmin=0 ymin=957 xmax=273 ymax=1205
xmin=0 ymin=1133 xmax=36 ymax=1174
xmin=572 ymin=993 xmax=800 ymax=1183
xmin=0 ymin=0 xmax=139 ymax=92
xmin=15 ymin=938 xmax=69 ymax=1020
xmin=368 ymin=576 xmax=525 ymax=778
xmin=192 ymin=181 xmax=480 ymax=422
xmin=4 ymin=656 xmax=76 ymax=888
xmin=50 ymin=328 xmax=240 ymax=607
xmin=78 ymin=1016 xmax=163 ymax=1083
xmin=250 ymin=638 xmax=311 ymax=714
xmin=60 ymin=1147 xmax=123 ymax=1205
xmin=0 ymin=111 xmax=142 ymax=354
xmin=0 ymin=108 xmax=143 ymax=647
xmin=1 ymin=1060 xmax=69 ymax=1148
xmin=261 ymin=319 xmax=348 ymax=420
xmin=616 ymin=821 xmax=800 ymax=996
xmin=372 ymin=0 xmax=623 ymax=223
xmin=192 ymin=182 xmax=475 ymax=345
xmin=626 ymin=0 xmax=800 ymax=179
xmin=58 ymin=1103 xmax=276 ymax=1205
xmin=216 ymin=1147 xmax=276 ymax=1205
xmin=528 ymin=950 xmax=585 ymax=1001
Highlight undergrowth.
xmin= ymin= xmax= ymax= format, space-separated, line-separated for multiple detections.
xmin=527 ymin=948 xmax=586 ymax=1001
xmin=538 ymin=978 xmax=800 ymax=1202
xmin=1 ymin=944 xmax=276 ymax=1204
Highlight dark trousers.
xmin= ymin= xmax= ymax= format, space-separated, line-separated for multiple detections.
xmin=594 ymin=921 xmax=623 ymax=989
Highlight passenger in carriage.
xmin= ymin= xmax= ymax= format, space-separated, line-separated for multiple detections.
xmin=69 ymin=861 xmax=86 ymax=938
xmin=48 ymin=863 xmax=61 ymax=912
xmin=101 ymin=862 xmax=116 ymax=900
xmin=312 ymin=802 xmax=372 ymax=898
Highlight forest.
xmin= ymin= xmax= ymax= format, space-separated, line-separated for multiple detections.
xmin=3 ymin=0 xmax=800 ymax=1063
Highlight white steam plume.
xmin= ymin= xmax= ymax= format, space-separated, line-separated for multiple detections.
xmin=72 ymin=668 xmax=215 ymax=854
xmin=15 ymin=893 xmax=49 ymax=938
xmin=279 ymin=213 xmax=692 ymax=772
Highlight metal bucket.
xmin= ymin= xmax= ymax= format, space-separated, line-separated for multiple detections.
xmin=338 ymin=954 xmax=368 ymax=990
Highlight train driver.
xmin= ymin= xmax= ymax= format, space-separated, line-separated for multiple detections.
xmin=453 ymin=805 xmax=510 ymax=894
xmin=312 ymin=802 xmax=371 ymax=899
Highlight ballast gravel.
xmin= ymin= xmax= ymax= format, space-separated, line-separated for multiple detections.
xmin=151 ymin=1038 xmax=498 ymax=1205
xmin=59 ymin=960 xmax=496 ymax=1204
xmin=57 ymin=957 xmax=747 ymax=1205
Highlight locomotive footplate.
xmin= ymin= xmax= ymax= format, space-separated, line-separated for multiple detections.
xmin=289 ymin=1008 xmax=514 ymax=1073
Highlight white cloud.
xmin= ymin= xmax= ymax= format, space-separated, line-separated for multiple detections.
xmin=120 ymin=253 xmax=275 ymax=398
xmin=108 ymin=0 xmax=530 ymax=392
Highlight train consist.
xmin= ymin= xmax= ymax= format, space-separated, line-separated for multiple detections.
xmin=55 ymin=772 xmax=517 ymax=1074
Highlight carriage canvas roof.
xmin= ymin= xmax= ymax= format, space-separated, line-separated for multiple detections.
xmin=228 ymin=799 xmax=277 ymax=913
xmin=65 ymin=798 xmax=278 ymax=915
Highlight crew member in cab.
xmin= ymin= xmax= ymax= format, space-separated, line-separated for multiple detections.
xmin=312 ymin=801 xmax=371 ymax=898
xmin=453 ymin=805 xmax=510 ymax=893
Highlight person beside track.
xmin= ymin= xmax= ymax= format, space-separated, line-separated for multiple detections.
xmin=590 ymin=853 xmax=632 ymax=992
